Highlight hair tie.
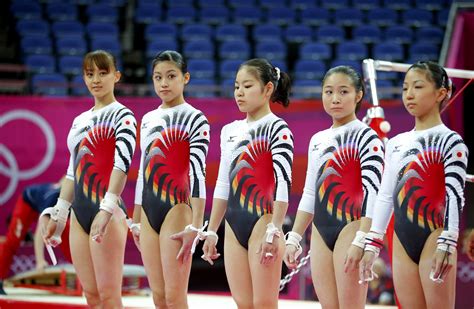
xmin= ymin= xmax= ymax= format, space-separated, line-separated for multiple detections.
xmin=275 ymin=67 xmax=281 ymax=80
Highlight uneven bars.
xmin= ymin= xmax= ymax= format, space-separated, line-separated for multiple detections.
xmin=362 ymin=58 xmax=474 ymax=183
xmin=373 ymin=60 xmax=474 ymax=79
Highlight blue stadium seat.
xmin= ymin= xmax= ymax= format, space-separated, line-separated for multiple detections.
xmin=330 ymin=59 xmax=362 ymax=74
xmin=292 ymin=79 xmax=322 ymax=99
xmin=232 ymin=7 xmax=262 ymax=25
xmin=90 ymin=38 xmax=121 ymax=57
xmin=299 ymin=42 xmax=331 ymax=61
xmin=197 ymin=0 xmax=226 ymax=8
xmin=271 ymin=59 xmax=287 ymax=72
xmin=199 ymin=7 xmax=230 ymax=25
xmin=367 ymin=8 xmax=398 ymax=27
xmin=220 ymin=78 xmax=235 ymax=98
xmin=135 ymin=3 xmax=162 ymax=24
xmin=260 ymin=0 xmax=286 ymax=8
xmin=402 ymin=9 xmax=433 ymax=27
xmin=336 ymin=41 xmax=368 ymax=61
xmin=56 ymin=37 xmax=88 ymax=56
xmin=352 ymin=25 xmax=382 ymax=44
xmin=32 ymin=73 xmax=68 ymax=96
xmin=26 ymin=55 xmax=56 ymax=74
xmin=320 ymin=0 xmax=349 ymax=10
xmin=145 ymin=23 xmax=177 ymax=42
xmin=266 ymin=8 xmax=295 ymax=26
xmin=215 ymin=24 xmax=247 ymax=42
xmin=294 ymin=60 xmax=326 ymax=80
xmin=255 ymin=41 xmax=287 ymax=60
xmin=376 ymin=79 xmax=395 ymax=99
xmin=284 ymin=25 xmax=313 ymax=44
xmin=373 ymin=42 xmax=404 ymax=61
xmin=228 ymin=0 xmax=257 ymax=8
xmin=46 ymin=3 xmax=78 ymax=21
xmin=11 ymin=2 xmax=42 ymax=20
xmin=353 ymin=0 xmax=381 ymax=11
xmin=316 ymin=25 xmax=345 ymax=44
xmin=188 ymin=59 xmax=216 ymax=79
xmin=290 ymin=0 xmax=317 ymax=10
xmin=86 ymin=4 xmax=118 ymax=22
xmin=416 ymin=26 xmax=444 ymax=44
xmin=299 ymin=8 xmax=331 ymax=26
xmin=98 ymin=0 xmax=127 ymax=7
xmin=167 ymin=7 xmax=196 ymax=24
xmin=181 ymin=24 xmax=213 ymax=41
xmin=59 ymin=55 xmax=83 ymax=75
xmin=17 ymin=20 xmax=50 ymax=38
xmin=186 ymin=78 xmax=217 ymax=98
xmin=409 ymin=43 xmax=439 ymax=61
xmin=252 ymin=24 xmax=282 ymax=42
xmin=146 ymin=39 xmax=178 ymax=58
xmin=437 ymin=9 xmax=449 ymax=26
xmin=21 ymin=36 xmax=53 ymax=55
xmin=52 ymin=21 xmax=85 ymax=38
xmin=219 ymin=59 xmax=241 ymax=79
xmin=386 ymin=0 xmax=412 ymax=11
xmin=334 ymin=8 xmax=364 ymax=27
xmin=219 ymin=40 xmax=251 ymax=60
xmin=183 ymin=40 xmax=214 ymax=59
xmin=168 ymin=0 xmax=194 ymax=7
xmin=71 ymin=74 xmax=89 ymax=96
xmin=87 ymin=22 xmax=119 ymax=40
xmin=384 ymin=25 xmax=413 ymax=44
xmin=415 ymin=0 xmax=443 ymax=11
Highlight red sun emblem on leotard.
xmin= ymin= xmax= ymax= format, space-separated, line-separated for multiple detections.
xmin=145 ymin=126 xmax=190 ymax=205
xmin=232 ymin=138 xmax=275 ymax=216
xmin=76 ymin=123 xmax=115 ymax=203
xmin=318 ymin=145 xmax=363 ymax=222
xmin=398 ymin=150 xmax=445 ymax=230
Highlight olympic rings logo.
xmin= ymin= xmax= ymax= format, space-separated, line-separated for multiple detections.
xmin=0 ymin=109 xmax=56 ymax=204
xmin=457 ymin=261 xmax=474 ymax=283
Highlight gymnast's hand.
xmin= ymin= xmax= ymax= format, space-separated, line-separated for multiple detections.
xmin=170 ymin=228 xmax=196 ymax=264
xmin=41 ymin=215 xmax=57 ymax=245
xmin=344 ymin=244 xmax=364 ymax=273
xmin=430 ymin=248 xmax=456 ymax=283
xmin=359 ymin=251 xmax=378 ymax=284
xmin=202 ymin=235 xmax=220 ymax=265
xmin=257 ymin=236 xmax=279 ymax=265
xmin=283 ymin=244 xmax=300 ymax=269
xmin=90 ymin=210 xmax=113 ymax=244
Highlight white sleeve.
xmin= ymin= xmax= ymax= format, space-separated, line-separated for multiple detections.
xmin=298 ymin=136 xmax=317 ymax=214
xmin=113 ymin=108 xmax=137 ymax=174
xmin=272 ymin=123 xmax=293 ymax=203
xmin=443 ymin=134 xmax=468 ymax=234
xmin=359 ymin=129 xmax=385 ymax=217
xmin=213 ymin=125 xmax=231 ymax=200
xmin=66 ymin=154 xmax=74 ymax=181
xmin=189 ymin=112 xmax=210 ymax=199
xmin=370 ymin=139 xmax=397 ymax=234
xmin=134 ymin=144 xmax=145 ymax=206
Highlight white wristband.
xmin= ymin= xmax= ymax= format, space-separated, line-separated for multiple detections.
xmin=185 ymin=220 xmax=209 ymax=254
xmin=39 ymin=199 xmax=71 ymax=247
xmin=351 ymin=231 xmax=367 ymax=249
xmin=265 ymin=222 xmax=282 ymax=244
xmin=285 ymin=231 xmax=303 ymax=259
xmin=203 ymin=230 xmax=219 ymax=244
xmin=99 ymin=192 xmax=119 ymax=214
xmin=51 ymin=198 xmax=71 ymax=224
xmin=364 ymin=231 xmax=384 ymax=257
xmin=436 ymin=230 xmax=458 ymax=254
xmin=126 ymin=218 xmax=141 ymax=236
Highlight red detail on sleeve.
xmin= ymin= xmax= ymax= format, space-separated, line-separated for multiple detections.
xmin=457 ymin=152 xmax=462 ymax=158
xmin=373 ymin=146 xmax=378 ymax=152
